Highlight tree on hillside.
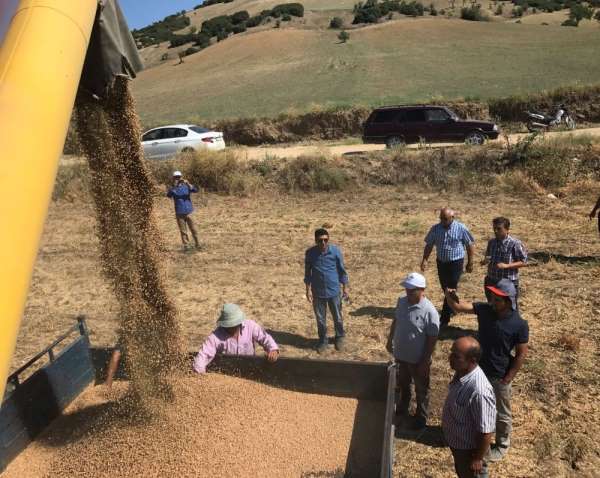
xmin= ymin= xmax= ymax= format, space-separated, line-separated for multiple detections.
xmin=329 ymin=16 xmax=344 ymax=28
xmin=338 ymin=30 xmax=350 ymax=43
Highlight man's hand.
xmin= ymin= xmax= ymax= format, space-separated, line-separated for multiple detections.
xmin=420 ymin=258 xmax=427 ymax=272
xmin=306 ymin=288 xmax=312 ymax=303
xmin=470 ymin=458 xmax=484 ymax=474
xmin=496 ymin=262 xmax=509 ymax=270
xmin=267 ymin=350 xmax=280 ymax=363
xmin=465 ymin=261 xmax=473 ymax=273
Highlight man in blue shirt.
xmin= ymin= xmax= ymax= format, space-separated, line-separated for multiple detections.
xmin=421 ymin=207 xmax=475 ymax=326
xmin=166 ymin=170 xmax=200 ymax=251
xmin=304 ymin=228 xmax=349 ymax=353
xmin=444 ymin=279 xmax=529 ymax=463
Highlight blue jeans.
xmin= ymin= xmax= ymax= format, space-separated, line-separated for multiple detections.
xmin=313 ymin=295 xmax=344 ymax=344
xmin=437 ymin=259 xmax=464 ymax=324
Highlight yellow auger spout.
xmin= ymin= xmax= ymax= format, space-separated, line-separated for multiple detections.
xmin=0 ymin=0 xmax=142 ymax=400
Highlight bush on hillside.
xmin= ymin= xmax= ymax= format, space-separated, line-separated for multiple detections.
xmin=282 ymin=14 xmax=293 ymax=21
xmin=495 ymin=3 xmax=503 ymax=14
xmin=201 ymin=15 xmax=234 ymax=36
xmin=338 ymin=30 xmax=350 ymax=42
xmin=230 ymin=10 xmax=250 ymax=24
xmin=330 ymin=16 xmax=344 ymax=28
xmin=430 ymin=3 xmax=438 ymax=15
xmin=246 ymin=15 xmax=264 ymax=27
xmin=568 ymin=3 xmax=593 ymax=21
xmin=132 ymin=13 xmax=190 ymax=48
xmin=352 ymin=0 xmax=425 ymax=23
xmin=461 ymin=5 xmax=489 ymax=20
xmin=561 ymin=17 xmax=579 ymax=26
xmin=216 ymin=30 xmax=229 ymax=41
xmin=232 ymin=24 xmax=247 ymax=33
xmin=272 ymin=3 xmax=305 ymax=17
xmin=183 ymin=47 xmax=201 ymax=56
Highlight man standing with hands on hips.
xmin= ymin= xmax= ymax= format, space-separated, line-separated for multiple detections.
xmin=421 ymin=207 xmax=475 ymax=326
xmin=304 ymin=228 xmax=349 ymax=354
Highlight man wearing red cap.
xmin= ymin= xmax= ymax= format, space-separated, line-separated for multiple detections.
xmin=444 ymin=279 xmax=528 ymax=463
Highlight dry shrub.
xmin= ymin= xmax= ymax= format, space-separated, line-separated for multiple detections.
xmin=489 ymin=84 xmax=600 ymax=123
xmin=496 ymin=170 xmax=546 ymax=196
xmin=52 ymin=161 xmax=90 ymax=201
xmin=277 ymin=155 xmax=352 ymax=192
xmin=185 ymin=150 xmax=264 ymax=196
xmin=557 ymin=333 xmax=580 ymax=352
xmin=562 ymin=434 xmax=591 ymax=470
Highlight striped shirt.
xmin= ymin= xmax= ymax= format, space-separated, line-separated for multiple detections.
xmin=442 ymin=366 xmax=496 ymax=450
xmin=485 ymin=235 xmax=527 ymax=281
xmin=424 ymin=221 xmax=474 ymax=263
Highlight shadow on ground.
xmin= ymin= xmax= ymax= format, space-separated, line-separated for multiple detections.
xmin=438 ymin=325 xmax=478 ymax=342
xmin=529 ymin=251 xmax=600 ymax=265
xmin=395 ymin=424 xmax=445 ymax=448
xmin=267 ymin=330 xmax=318 ymax=350
xmin=350 ymin=306 xmax=395 ymax=319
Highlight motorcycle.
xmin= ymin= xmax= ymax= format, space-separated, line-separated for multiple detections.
xmin=525 ymin=105 xmax=576 ymax=132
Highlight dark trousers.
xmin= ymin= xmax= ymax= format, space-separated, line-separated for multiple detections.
xmin=484 ymin=276 xmax=519 ymax=305
xmin=437 ymin=259 xmax=464 ymax=324
xmin=450 ymin=448 xmax=489 ymax=478
xmin=395 ymin=360 xmax=430 ymax=422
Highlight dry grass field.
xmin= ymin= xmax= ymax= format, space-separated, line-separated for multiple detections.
xmin=12 ymin=170 xmax=600 ymax=476
xmin=132 ymin=17 xmax=600 ymax=127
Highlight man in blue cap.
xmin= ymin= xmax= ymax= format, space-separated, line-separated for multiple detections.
xmin=444 ymin=279 xmax=529 ymax=463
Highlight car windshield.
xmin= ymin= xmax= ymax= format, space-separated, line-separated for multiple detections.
xmin=189 ymin=126 xmax=211 ymax=134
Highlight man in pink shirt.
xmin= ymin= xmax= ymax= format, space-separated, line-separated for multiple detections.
xmin=193 ymin=303 xmax=280 ymax=373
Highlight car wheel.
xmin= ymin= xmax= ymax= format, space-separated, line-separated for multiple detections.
xmin=465 ymin=131 xmax=485 ymax=146
xmin=386 ymin=136 xmax=405 ymax=149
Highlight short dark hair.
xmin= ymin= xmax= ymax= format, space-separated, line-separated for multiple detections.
xmin=493 ymin=217 xmax=510 ymax=230
xmin=464 ymin=342 xmax=482 ymax=363
xmin=314 ymin=228 xmax=329 ymax=239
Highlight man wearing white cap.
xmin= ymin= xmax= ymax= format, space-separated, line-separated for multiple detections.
xmin=166 ymin=170 xmax=201 ymax=251
xmin=387 ymin=272 xmax=440 ymax=430
xmin=193 ymin=303 xmax=280 ymax=373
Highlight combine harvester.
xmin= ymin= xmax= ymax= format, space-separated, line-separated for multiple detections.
xmin=0 ymin=1 xmax=396 ymax=476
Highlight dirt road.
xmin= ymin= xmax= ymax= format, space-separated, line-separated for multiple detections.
xmin=234 ymin=127 xmax=600 ymax=161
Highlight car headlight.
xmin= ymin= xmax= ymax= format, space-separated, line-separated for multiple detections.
xmin=493 ymin=124 xmax=498 ymax=132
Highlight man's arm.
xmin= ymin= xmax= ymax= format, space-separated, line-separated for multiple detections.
xmin=386 ymin=317 xmax=396 ymax=354
xmin=589 ymin=196 xmax=600 ymax=219
xmin=252 ymin=322 xmax=280 ymax=363
xmin=192 ymin=335 xmax=220 ymax=374
xmin=501 ymin=343 xmax=528 ymax=384
xmin=444 ymin=289 xmax=475 ymax=314
xmin=465 ymin=242 xmax=475 ymax=273
xmin=421 ymin=243 xmax=434 ymax=272
xmin=105 ymin=349 xmax=121 ymax=389
xmin=417 ymin=335 xmax=437 ymax=376
xmin=497 ymin=241 xmax=528 ymax=270
xmin=471 ymin=432 xmax=494 ymax=473
xmin=304 ymin=250 xmax=312 ymax=302
xmin=336 ymin=248 xmax=349 ymax=295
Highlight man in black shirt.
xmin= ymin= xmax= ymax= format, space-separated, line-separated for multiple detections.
xmin=444 ymin=279 xmax=529 ymax=463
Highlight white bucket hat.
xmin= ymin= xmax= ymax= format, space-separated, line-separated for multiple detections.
xmin=402 ymin=272 xmax=427 ymax=289
xmin=216 ymin=303 xmax=246 ymax=328
xmin=173 ymin=170 xmax=182 ymax=177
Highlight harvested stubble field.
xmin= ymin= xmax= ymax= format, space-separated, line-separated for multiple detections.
xmin=11 ymin=166 xmax=600 ymax=476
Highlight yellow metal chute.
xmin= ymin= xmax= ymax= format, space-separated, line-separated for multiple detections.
xmin=0 ymin=0 xmax=98 ymax=400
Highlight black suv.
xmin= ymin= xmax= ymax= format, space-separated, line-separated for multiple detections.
xmin=362 ymin=105 xmax=499 ymax=147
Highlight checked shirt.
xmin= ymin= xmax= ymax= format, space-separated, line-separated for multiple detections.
xmin=485 ymin=235 xmax=527 ymax=281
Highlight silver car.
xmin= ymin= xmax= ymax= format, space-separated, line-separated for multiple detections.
xmin=141 ymin=124 xmax=225 ymax=159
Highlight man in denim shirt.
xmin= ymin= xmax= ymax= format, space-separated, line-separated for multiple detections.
xmin=304 ymin=228 xmax=349 ymax=353
xmin=166 ymin=170 xmax=200 ymax=251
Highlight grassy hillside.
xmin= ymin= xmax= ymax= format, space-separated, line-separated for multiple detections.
xmin=132 ymin=17 xmax=600 ymax=128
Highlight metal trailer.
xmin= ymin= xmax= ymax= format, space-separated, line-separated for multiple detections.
xmin=1 ymin=319 xmax=396 ymax=477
